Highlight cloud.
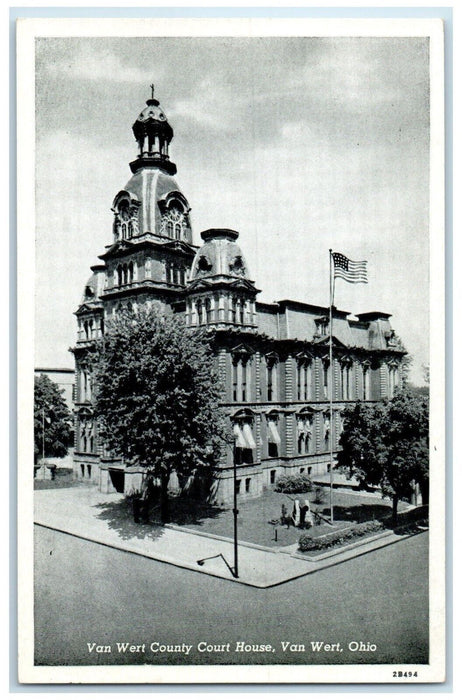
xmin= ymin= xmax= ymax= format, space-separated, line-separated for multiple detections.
xmin=37 ymin=38 xmax=166 ymax=84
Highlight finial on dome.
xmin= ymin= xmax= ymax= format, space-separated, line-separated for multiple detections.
xmin=150 ymin=83 xmax=155 ymax=100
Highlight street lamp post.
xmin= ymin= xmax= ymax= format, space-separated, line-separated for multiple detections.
xmin=196 ymin=438 xmax=239 ymax=579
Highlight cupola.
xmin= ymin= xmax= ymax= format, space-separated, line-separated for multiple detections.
xmin=130 ymin=86 xmax=176 ymax=175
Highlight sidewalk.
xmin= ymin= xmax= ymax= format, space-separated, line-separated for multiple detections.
xmin=34 ymin=486 xmax=425 ymax=588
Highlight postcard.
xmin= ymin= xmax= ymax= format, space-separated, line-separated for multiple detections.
xmin=17 ymin=16 xmax=445 ymax=684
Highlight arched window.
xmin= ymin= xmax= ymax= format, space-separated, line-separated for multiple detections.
xmin=121 ymin=223 xmax=127 ymax=240
xmin=296 ymin=357 xmax=312 ymax=400
xmin=175 ymin=223 xmax=181 ymax=240
xmin=363 ymin=364 xmax=371 ymax=400
xmin=341 ymin=360 xmax=352 ymax=400
xmin=127 ymin=222 xmax=133 ymax=238
xmin=167 ymin=221 xmax=174 ymax=238
xmin=266 ymin=356 xmax=278 ymax=402
xmin=233 ymin=419 xmax=256 ymax=465
xmin=128 ymin=261 xmax=134 ymax=283
xmin=84 ymin=321 xmax=89 ymax=340
xmin=297 ymin=412 xmax=312 ymax=454
xmin=267 ymin=414 xmax=281 ymax=458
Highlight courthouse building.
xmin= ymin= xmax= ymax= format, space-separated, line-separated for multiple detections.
xmin=72 ymin=92 xmax=406 ymax=503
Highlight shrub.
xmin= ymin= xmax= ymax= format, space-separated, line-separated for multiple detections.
xmin=274 ymin=473 xmax=313 ymax=494
xmin=298 ymin=519 xmax=385 ymax=552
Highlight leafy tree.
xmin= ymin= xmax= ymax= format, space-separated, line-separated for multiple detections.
xmin=90 ymin=307 xmax=229 ymax=522
xmin=34 ymin=374 xmax=73 ymax=463
xmin=337 ymin=391 xmax=429 ymax=523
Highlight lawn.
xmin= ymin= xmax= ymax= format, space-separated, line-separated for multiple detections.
xmin=34 ymin=468 xmax=82 ymax=490
xmin=147 ymin=487 xmax=409 ymax=549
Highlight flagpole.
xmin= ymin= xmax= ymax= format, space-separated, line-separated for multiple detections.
xmin=42 ymin=407 xmax=45 ymax=464
xmin=328 ymin=249 xmax=335 ymax=523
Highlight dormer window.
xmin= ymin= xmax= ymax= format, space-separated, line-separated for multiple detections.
xmin=113 ymin=195 xmax=139 ymax=243
xmin=197 ymin=255 xmax=212 ymax=273
xmin=315 ymin=316 xmax=329 ymax=337
xmin=229 ymin=255 xmax=245 ymax=276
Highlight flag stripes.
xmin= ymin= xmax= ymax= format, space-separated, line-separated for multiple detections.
xmin=332 ymin=252 xmax=368 ymax=283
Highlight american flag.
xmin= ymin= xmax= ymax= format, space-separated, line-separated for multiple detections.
xmin=332 ymin=252 xmax=368 ymax=284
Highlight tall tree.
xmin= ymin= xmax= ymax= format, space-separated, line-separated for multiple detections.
xmin=34 ymin=374 xmax=73 ymax=463
xmin=90 ymin=307 xmax=229 ymax=522
xmin=337 ymin=391 xmax=429 ymax=523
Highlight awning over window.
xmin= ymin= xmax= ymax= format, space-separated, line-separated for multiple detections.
xmin=242 ymin=423 xmax=256 ymax=449
xmin=233 ymin=423 xmax=247 ymax=449
xmin=268 ymin=420 xmax=281 ymax=445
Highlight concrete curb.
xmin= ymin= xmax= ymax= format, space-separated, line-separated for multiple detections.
xmin=34 ymin=516 xmax=428 ymax=590
xmin=34 ymin=521 xmax=267 ymax=589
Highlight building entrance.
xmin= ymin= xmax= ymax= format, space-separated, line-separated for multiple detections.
xmin=109 ymin=469 xmax=125 ymax=493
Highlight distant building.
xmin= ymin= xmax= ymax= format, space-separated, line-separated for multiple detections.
xmin=72 ymin=92 xmax=406 ymax=503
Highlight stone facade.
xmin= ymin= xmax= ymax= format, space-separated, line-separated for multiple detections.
xmin=72 ymin=92 xmax=406 ymax=503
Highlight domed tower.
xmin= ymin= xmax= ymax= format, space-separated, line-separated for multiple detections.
xmin=186 ymin=228 xmax=259 ymax=330
xmin=96 ymin=89 xmax=197 ymax=317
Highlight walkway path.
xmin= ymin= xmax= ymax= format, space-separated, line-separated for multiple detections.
xmin=34 ymin=486 xmax=425 ymax=588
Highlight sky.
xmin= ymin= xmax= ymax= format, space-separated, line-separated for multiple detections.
xmin=34 ymin=35 xmax=430 ymax=384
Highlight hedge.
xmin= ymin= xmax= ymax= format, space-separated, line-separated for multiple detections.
xmin=298 ymin=519 xmax=385 ymax=552
xmin=274 ymin=473 xmax=313 ymax=494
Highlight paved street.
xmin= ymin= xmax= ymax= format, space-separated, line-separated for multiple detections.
xmin=34 ymin=525 xmax=428 ymax=667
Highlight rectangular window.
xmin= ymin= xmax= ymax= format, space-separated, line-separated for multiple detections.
xmin=232 ymin=362 xmax=238 ymax=402
xmin=297 ymin=364 xmax=302 ymax=400
xmin=241 ymin=361 xmax=247 ymax=402
xmin=236 ymin=479 xmax=241 ymax=494
xmin=323 ymin=362 xmax=329 ymax=399
xmin=304 ymin=364 xmax=311 ymax=400
xmin=268 ymin=442 xmax=278 ymax=458
xmin=245 ymin=478 xmax=251 ymax=493
xmin=270 ymin=469 xmax=276 ymax=484
xmin=267 ymin=364 xmax=273 ymax=401
xmin=267 ymin=420 xmax=280 ymax=458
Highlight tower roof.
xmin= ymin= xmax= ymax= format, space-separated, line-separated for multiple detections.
xmin=132 ymin=97 xmax=174 ymax=143
xmin=188 ymin=228 xmax=257 ymax=293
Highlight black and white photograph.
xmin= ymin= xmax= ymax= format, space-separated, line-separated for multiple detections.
xmin=17 ymin=16 xmax=445 ymax=684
